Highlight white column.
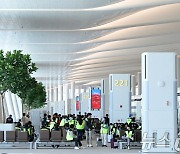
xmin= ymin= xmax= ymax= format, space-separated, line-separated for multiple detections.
xmin=64 ymin=83 xmax=69 ymax=115
xmin=11 ymin=93 xmax=20 ymax=122
xmin=16 ymin=95 xmax=22 ymax=118
xmin=131 ymin=75 xmax=136 ymax=96
xmin=137 ymin=72 xmax=142 ymax=95
xmin=54 ymin=87 xmax=58 ymax=102
xmin=58 ymin=84 xmax=63 ymax=101
xmin=177 ymin=56 xmax=180 ymax=87
xmin=3 ymin=97 xmax=9 ymax=119
xmin=5 ymin=91 xmax=16 ymax=121
xmin=70 ymin=81 xmax=75 ymax=99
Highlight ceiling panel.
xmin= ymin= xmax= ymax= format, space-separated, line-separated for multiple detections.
xmin=0 ymin=1 xmax=180 ymax=87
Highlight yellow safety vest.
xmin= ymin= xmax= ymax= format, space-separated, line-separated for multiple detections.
xmin=125 ymin=131 xmax=133 ymax=139
xmin=66 ymin=130 xmax=74 ymax=141
xmin=68 ymin=120 xmax=75 ymax=126
xmin=76 ymin=122 xmax=84 ymax=130
xmin=50 ymin=121 xmax=55 ymax=131
xmin=127 ymin=118 xmax=132 ymax=125
xmin=100 ymin=124 xmax=108 ymax=134
xmin=112 ymin=128 xmax=120 ymax=136
xmin=60 ymin=119 xmax=65 ymax=127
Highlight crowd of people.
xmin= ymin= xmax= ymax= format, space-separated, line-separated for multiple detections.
xmin=40 ymin=112 xmax=141 ymax=149
xmin=6 ymin=113 xmax=35 ymax=142
xmin=5 ymin=112 xmax=141 ymax=149
xmin=40 ymin=112 xmax=97 ymax=149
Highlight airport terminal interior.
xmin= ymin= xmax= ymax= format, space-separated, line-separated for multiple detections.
xmin=1 ymin=0 xmax=180 ymax=154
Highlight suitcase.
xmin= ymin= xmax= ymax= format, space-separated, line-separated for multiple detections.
xmin=96 ymin=137 xmax=102 ymax=147
xmin=108 ymin=134 xmax=112 ymax=143
xmin=111 ymin=138 xmax=118 ymax=149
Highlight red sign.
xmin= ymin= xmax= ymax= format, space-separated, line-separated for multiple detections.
xmin=91 ymin=88 xmax=101 ymax=110
xmin=76 ymin=101 xmax=80 ymax=111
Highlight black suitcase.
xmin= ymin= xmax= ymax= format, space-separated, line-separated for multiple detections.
xmin=111 ymin=138 xmax=118 ymax=148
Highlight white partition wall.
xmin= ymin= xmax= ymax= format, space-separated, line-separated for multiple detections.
xmin=80 ymin=92 xmax=89 ymax=115
xmin=142 ymin=52 xmax=177 ymax=153
xmin=101 ymin=78 xmax=109 ymax=117
xmin=54 ymin=101 xmax=65 ymax=115
xmin=109 ymin=74 xmax=131 ymax=123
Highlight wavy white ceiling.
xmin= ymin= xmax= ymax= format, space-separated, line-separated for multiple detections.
xmin=0 ymin=0 xmax=180 ymax=87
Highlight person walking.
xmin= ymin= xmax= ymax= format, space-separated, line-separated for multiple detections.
xmin=100 ymin=117 xmax=108 ymax=147
xmin=85 ymin=113 xmax=93 ymax=147
xmin=76 ymin=115 xmax=84 ymax=141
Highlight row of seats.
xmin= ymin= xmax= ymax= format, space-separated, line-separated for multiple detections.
xmin=0 ymin=131 xmax=30 ymax=142
xmin=40 ymin=129 xmax=67 ymax=142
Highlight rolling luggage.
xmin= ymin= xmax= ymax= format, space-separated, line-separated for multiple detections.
xmin=108 ymin=134 xmax=112 ymax=143
xmin=111 ymin=138 xmax=118 ymax=149
xmin=96 ymin=137 xmax=102 ymax=147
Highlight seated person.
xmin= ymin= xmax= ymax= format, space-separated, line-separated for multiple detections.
xmin=6 ymin=115 xmax=13 ymax=123
xmin=66 ymin=124 xmax=83 ymax=150
xmin=52 ymin=123 xmax=60 ymax=131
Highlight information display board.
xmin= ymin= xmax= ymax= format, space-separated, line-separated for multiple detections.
xmin=91 ymin=88 xmax=101 ymax=110
xmin=76 ymin=96 xmax=80 ymax=111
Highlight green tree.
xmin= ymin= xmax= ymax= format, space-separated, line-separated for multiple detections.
xmin=0 ymin=50 xmax=46 ymax=110
xmin=0 ymin=50 xmax=37 ymax=95
xmin=25 ymin=82 xmax=46 ymax=109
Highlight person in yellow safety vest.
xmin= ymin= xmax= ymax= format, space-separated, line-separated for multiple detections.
xmin=41 ymin=124 xmax=49 ymax=130
xmin=100 ymin=117 xmax=108 ymax=147
xmin=76 ymin=115 xmax=85 ymax=141
xmin=126 ymin=118 xmax=132 ymax=125
xmin=15 ymin=120 xmax=22 ymax=131
xmin=25 ymin=121 xmax=35 ymax=142
xmin=68 ymin=116 xmax=75 ymax=127
xmin=111 ymin=123 xmax=120 ymax=139
xmin=49 ymin=117 xmax=56 ymax=131
xmin=66 ymin=124 xmax=83 ymax=150
xmin=125 ymin=130 xmax=133 ymax=140
xmin=60 ymin=116 xmax=66 ymax=127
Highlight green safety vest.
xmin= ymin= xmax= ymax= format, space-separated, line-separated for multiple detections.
xmin=125 ymin=131 xmax=133 ymax=139
xmin=76 ymin=121 xmax=84 ymax=130
xmin=60 ymin=119 xmax=65 ymax=127
xmin=100 ymin=124 xmax=108 ymax=134
xmin=66 ymin=130 xmax=74 ymax=141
